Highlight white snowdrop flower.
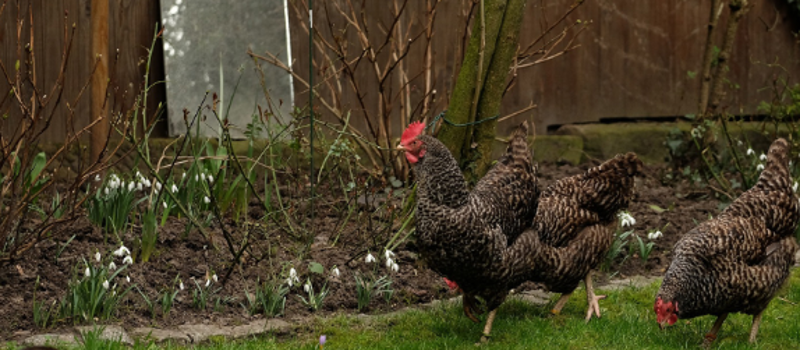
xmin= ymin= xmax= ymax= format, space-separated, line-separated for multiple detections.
xmin=111 ymin=290 xmax=116 ymax=297
xmin=94 ymin=251 xmax=101 ymax=262
xmin=155 ymin=182 xmax=162 ymax=191
xmin=113 ymin=245 xmax=130 ymax=257
xmin=171 ymin=184 xmax=179 ymax=193
xmin=207 ymin=175 xmax=214 ymax=184
xmin=746 ymin=148 xmax=755 ymax=156
xmin=108 ymin=261 xmax=117 ymax=270
xmin=648 ymin=231 xmax=663 ymax=240
xmin=760 ymin=153 xmax=767 ymax=161
xmin=179 ymin=281 xmax=185 ymax=290
xmin=303 ymin=280 xmax=312 ymax=293
xmin=690 ymin=127 xmax=702 ymax=139
xmin=793 ymin=181 xmax=798 ymax=193
xmin=736 ymin=140 xmax=743 ymax=146
xmin=182 ymin=172 xmax=186 ymax=179
xmin=102 ymin=280 xmax=110 ymax=290
xmin=103 ymin=187 xmax=109 ymax=196
xmin=94 ymin=174 xmax=101 ymax=182
xmin=194 ymin=174 xmax=199 ymax=182
xmin=331 ymin=267 xmax=340 ymax=277
xmin=212 ymin=274 xmax=218 ymax=283
xmin=123 ymin=255 xmax=133 ymax=265
xmin=200 ymin=173 xmax=206 ymax=181
xmin=143 ymin=179 xmax=151 ymax=188
xmin=285 ymin=277 xmax=294 ymax=287
xmin=391 ymin=262 xmax=399 ymax=273
xmin=287 ymin=268 xmax=300 ymax=285
xmin=365 ymin=253 xmax=376 ymax=264
xmin=385 ymin=257 xmax=395 ymax=269
xmin=127 ymin=182 xmax=135 ymax=192
xmin=84 ymin=267 xmax=91 ymax=277
xmin=162 ymin=201 xmax=168 ymax=209
xmin=757 ymin=163 xmax=765 ymax=171
xmin=203 ymin=196 xmax=210 ymax=204
xmin=136 ymin=182 xmax=143 ymax=191
xmin=384 ymin=250 xmax=395 ymax=260
xmin=205 ymin=278 xmax=211 ymax=287
xmin=126 ymin=275 xmax=131 ymax=283
xmin=617 ymin=211 xmax=636 ymax=227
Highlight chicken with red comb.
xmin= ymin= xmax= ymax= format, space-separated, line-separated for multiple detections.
xmin=655 ymin=138 xmax=800 ymax=346
xmin=398 ymin=120 xmax=539 ymax=342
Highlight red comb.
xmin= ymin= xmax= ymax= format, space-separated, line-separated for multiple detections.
xmin=401 ymin=121 xmax=425 ymax=145
xmin=443 ymin=277 xmax=459 ymax=290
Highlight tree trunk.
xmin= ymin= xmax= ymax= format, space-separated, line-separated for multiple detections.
xmin=708 ymin=0 xmax=750 ymax=115
xmin=436 ymin=0 xmax=506 ymax=163
xmin=698 ymin=0 xmax=723 ymax=117
xmin=469 ymin=0 xmax=527 ymax=179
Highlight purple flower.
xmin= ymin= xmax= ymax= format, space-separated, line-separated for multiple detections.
xmin=320 ymin=335 xmax=326 ymax=345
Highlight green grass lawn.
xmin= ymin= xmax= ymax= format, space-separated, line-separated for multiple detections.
xmin=20 ymin=270 xmax=800 ymax=350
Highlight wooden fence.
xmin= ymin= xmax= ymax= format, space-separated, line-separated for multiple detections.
xmin=288 ymin=0 xmax=800 ymax=136
xmin=0 ymin=0 xmax=166 ymax=142
xmin=2 ymin=0 xmax=799 ymax=143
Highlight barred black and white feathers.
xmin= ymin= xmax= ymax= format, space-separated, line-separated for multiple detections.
xmin=402 ymin=121 xmax=539 ymax=318
xmin=655 ymin=138 xmax=800 ymax=343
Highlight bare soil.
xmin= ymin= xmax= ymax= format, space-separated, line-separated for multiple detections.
xmin=0 ymin=162 xmax=722 ymax=341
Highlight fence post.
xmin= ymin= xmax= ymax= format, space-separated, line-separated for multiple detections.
xmin=90 ymin=0 xmax=109 ymax=163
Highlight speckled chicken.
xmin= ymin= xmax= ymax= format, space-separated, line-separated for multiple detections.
xmin=514 ymin=152 xmax=643 ymax=321
xmin=397 ymin=121 xmax=539 ymax=341
xmin=655 ymin=138 xmax=800 ymax=345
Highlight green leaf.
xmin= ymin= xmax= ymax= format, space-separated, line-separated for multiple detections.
xmin=30 ymin=152 xmax=47 ymax=182
xmin=648 ymin=204 xmax=666 ymax=214
xmin=15 ymin=60 xmax=20 ymax=71
xmin=308 ymin=262 xmax=324 ymax=275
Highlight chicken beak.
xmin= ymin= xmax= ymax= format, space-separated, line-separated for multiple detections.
xmin=396 ymin=143 xmax=406 ymax=151
xmin=658 ymin=319 xmax=668 ymax=330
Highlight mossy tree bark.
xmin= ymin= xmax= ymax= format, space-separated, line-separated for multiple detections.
xmin=436 ymin=0 xmax=527 ymax=181
xmin=469 ymin=0 xmax=526 ymax=178
xmin=436 ymin=0 xmax=506 ymax=164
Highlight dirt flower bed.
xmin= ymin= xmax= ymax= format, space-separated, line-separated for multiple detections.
xmin=0 ymin=162 xmax=722 ymax=341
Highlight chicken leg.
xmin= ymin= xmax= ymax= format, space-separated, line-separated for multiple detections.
xmin=703 ymin=313 xmax=728 ymax=348
xmin=584 ymin=275 xmax=606 ymax=322
xmin=462 ymin=294 xmax=482 ymax=323
xmin=551 ymin=292 xmax=572 ymax=315
xmin=478 ymin=309 xmax=498 ymax=344
xmin=749 ymin=312 xmax=762 ymax=343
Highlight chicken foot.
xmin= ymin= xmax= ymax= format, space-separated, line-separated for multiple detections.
xmin=477 ymin=309 xmax=497 ymax=344
xmin=749 ymin=312 xmax=762 ymax=343
xmin=584 ymin=275 xmax=606 ymax=322
xmin=702 ymin=313 xmax=728 ymax=348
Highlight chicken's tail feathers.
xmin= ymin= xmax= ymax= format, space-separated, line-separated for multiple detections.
xmin=586 ymin=152 xmax=644 ymax=179
xmin=502 ymin=121 xmax=534 ymax=172
xmin=756 ymin=138 xmax=792 ymax=193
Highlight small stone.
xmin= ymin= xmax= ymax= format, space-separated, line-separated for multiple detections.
xmin=178 ymin=324 xmax=227 ymax=343
xmin=75 ymin=325 xmax=133 ymax=345
xmin=130 ymin=327 xmax=190 ymax=344
xmin=23 ymin=333 xmax=78 ymax=347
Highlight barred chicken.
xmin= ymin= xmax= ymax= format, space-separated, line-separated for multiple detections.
xmin=397 ymin=121 xmax=539 ymax=341
xmin=655 ymin=138 xmax=800 ymax=345
xmin=516 ymin=152 xmax=643 ymax=321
